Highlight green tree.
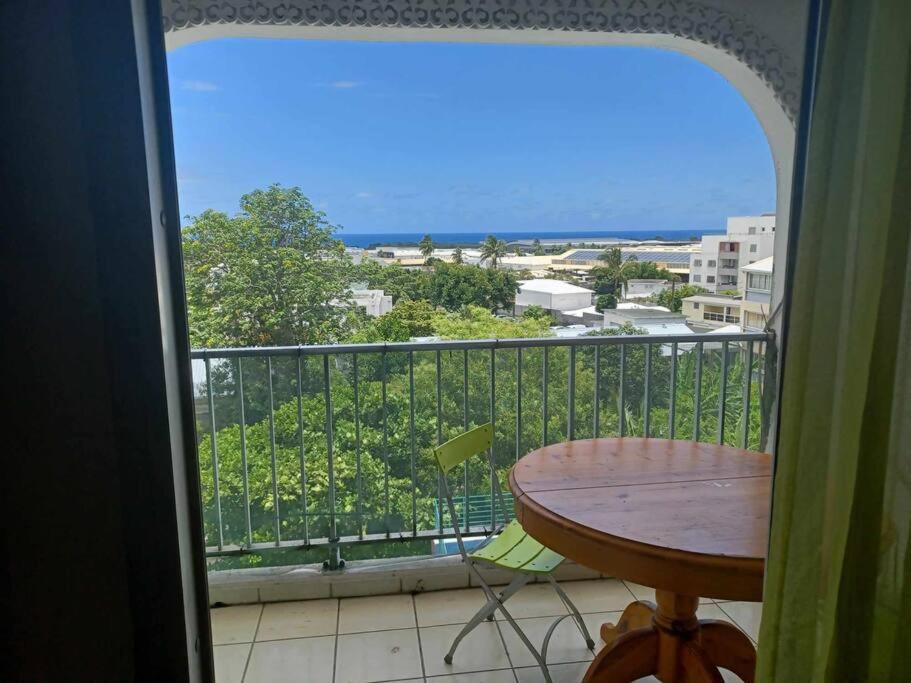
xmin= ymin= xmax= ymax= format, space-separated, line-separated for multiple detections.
xmin=533 ymin=239 xmax=545 ymax=256
xmin=479 ymin=235 xmax=508 ymax=269
xmin=596 ymin=248 xmax=638 ymax=300
xmin=182 ymin=184 xmax=354 ymax=347
xmin=595 ymin=294 xmax=617 ymax=312
xmin=521 ymin=305 xmax=554 ymax=323
xmin=349 ymin=300 xmax=436 ymax=343
xmin=452 ymin=247 xmax=464 ymax=265
xmin=422 ymin=262 xmax=518 ymax=312
xmin=353 ymin=262 xmax=428 ymax=305
xmin=419 ymin=234 xmax=435 ymax=261
xmin=650 ymin=283 xmax=708 ymax=312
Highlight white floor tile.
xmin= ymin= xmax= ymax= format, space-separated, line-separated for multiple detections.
xmin=515 ymin=661 xmax=591 ymax=683
xmin=338 ymin=593 xmax=416 ymax=634
xmin=431 ymin=671 xmax=517 ymax=682
xmin=244 ymin=636 xmax=335 ymax=683
xmin=498 ymin=615 xmax=594 ymax=668
xmin=493 ymin=582 xmax=568 ymax=621
xmin=421 ymin=621 xmax=512 ymax=677
xmin=717 ymin=601 xmax=763 ymax=642
xmin=336 ymin=628 xmax=424 ymax=683
xmin=212 ymin=643 xmax=250 ymax=683
xmin=256 ymin=598 xmax=338 ymax=641
xmin=210 ymin=604 xmax=262 ymax=645
xmin=557 ymin=579 xmax=634 ymax=614
xmin=415 ymin=587 xmax=488 ymax=627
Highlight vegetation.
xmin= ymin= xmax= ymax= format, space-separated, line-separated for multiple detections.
xmin=185 ymin=185 xmax=767 ymax=569
xmin=479 ymin=234 xmax=508 ymax=268
xmin=182 ymin=185 xmax=355 ymax=347
xmin=650 ymin=283 xmax=708 ymax=312
xmin=419 ymin=234 xmax=434 ymax=261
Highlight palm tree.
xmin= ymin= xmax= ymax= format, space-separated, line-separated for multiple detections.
xmin=418 ymin=234 xmax=434 ymax=261
xmin=452 ymin=247 xmax=464 ymax=265
xmin=597 ymin=247 xmax=638 ymax=300
xmin=479 ymin=235 xmax=508 ymax=269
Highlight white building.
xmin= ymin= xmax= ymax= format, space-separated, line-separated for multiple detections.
xmin=351 ymin=288 xmax=393 ymax=317
xmin=689 ymin=214 xmax=775 ymax=292
xmin=625 ymin=279 xmax=670 ymax=300
xmin=740 ymin=256 xmax=773 ymax=330
xmin=514 ymin=279 xmax=594 ymax=313
xmin=681 ymin=294 xmax=743 ymax=329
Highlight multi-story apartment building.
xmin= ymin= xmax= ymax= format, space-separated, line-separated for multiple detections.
xmin=689 ymin=214 xmax=775 ymax=292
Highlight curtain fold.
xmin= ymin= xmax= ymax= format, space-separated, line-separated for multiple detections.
xmin=758 ymin=0 xmax=911 ymax=680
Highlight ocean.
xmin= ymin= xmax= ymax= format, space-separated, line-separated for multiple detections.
xmin=338 ymin=229 xmax=723 ymax=248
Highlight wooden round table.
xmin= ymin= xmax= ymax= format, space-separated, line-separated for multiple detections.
xmin=509 ymin=438 xmax=771 ymax=683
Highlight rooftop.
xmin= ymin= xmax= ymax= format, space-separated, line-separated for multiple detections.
xmin=518 ymin=279 xmax=594 ymax=295
xmin=741 ymin=256 xmax=774 ymax=273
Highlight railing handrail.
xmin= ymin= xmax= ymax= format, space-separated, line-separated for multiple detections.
xmin=191 ymin=330 xmax=772 ymax=359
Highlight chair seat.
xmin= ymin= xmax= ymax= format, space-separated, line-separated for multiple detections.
xmin=470 ymin=520 xmax=564 ymax=574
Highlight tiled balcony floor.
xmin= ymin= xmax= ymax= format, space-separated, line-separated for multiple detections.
xmin=211 ymin=578 xmax=762 ymax=683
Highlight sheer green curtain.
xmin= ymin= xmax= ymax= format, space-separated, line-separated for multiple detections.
xmin=758 ymin=0 xmax=911 ymax=680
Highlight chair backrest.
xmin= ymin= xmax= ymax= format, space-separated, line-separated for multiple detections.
xmin=433 ymin=423 xmax=493 ymax=473
xmin=433 ymin=423 xmax=510 ymax=561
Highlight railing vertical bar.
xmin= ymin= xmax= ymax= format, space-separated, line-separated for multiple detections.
xmin=515 ymin=347 xmax=522 ymax=463
xmin=594 ymin=345 xmax=601 ymax=438
xmin=669 ymin=343 xmax=678 ymax=440
xmin=294 ymin=355 xmax=308 ymax=545
xmin=236 ymin=358 xmax=253 ymax=548
xmin=619 ymin=345 xmax=627 ymax=437
xmin=382 ymin=351 xmax=390 ymax=537
xmin=436 ymin=351 xmax=443 ymax=534
xmin=322 ymin=355 xmax=338 ymax=565
xmin=205 ymin=357 xmax=224 ymax=550
xmin=267 ymin=357 xmax=280 ymax=545
xmin=717 ymin=341 xmax=729 ymax=444
xmin=567 ymin=346 xmax=576 ymax=441
xmin=693 ymin=342 xmax=704 ymax=441
xmin=643 ymin=344 xmax=652 ymax=437
xmin=409 ymin=351 xmax=417 ymax=536
xmin=463 ymin=349 xmax=469 ymax=533
xmin=353 ymin=354 xmax=363 ymax=540
xmin=741 ymin=342 xmax=754 ymax=449
xmin=489 ymin=347 xmax=496 ymax=528
xmin=542 ymin=346 xmax=550 ymax=445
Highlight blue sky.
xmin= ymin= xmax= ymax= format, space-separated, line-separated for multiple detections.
xmin=167 ymin=39 xmax=775 ymax=234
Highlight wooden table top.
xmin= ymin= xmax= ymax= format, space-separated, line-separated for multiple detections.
xmin=509 ymin=438 xmax=772 ymax=601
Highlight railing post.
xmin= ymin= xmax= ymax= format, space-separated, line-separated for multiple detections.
xmin=323 ymin=354 xmax=343 ymax=570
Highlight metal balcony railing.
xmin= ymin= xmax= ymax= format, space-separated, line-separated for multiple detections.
xmin=191 ymin=332 xmax=771 ymax=567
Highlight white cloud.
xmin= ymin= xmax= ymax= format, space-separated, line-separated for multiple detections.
xmin=354 ymin=191 xmax=374 ymax=199
xmin=181 ymin=80 xmax=219 ymax=92
xmin=330 ymin=80 xmax=362 ymax=89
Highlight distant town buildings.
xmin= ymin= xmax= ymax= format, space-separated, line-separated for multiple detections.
xmin=688 ymin=214 xmax=775 ymax=293
xmin=682 ymin=254 xmax=774 ymax=331
xmin=625 ymin=279 xmax=671 ymax=300
xmin=349 ymin=284 xmax=393 ymax=317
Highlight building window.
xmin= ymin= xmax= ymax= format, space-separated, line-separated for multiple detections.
xmin=693 ymin=274 xmax=701 ymax=282
xmin=750 ymin=244 xmax=757 ymax=253
xmin=748 ymin=273 xmax=772 ymax=291
xmin=708 ymin=259 xmax=716 ymax=267
xmin=694 ymin=259 xmax=702 ymax=267
xmin=693 ymin=302 xmax=700 ymax=309
xmin=707 ymin=275 xmax=716 ymax=283
xmin=748 ymin=227 xmax=756 ymax=235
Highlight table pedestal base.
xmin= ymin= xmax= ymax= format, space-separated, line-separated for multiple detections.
xmin=581 ymin=591 xmax=756 ymax=683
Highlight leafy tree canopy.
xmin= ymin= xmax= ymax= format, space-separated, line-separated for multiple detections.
xmin=650 ymin=283 xmax=708 ymax=312
xmin=182 ymin=184 xmax=354 ymax=347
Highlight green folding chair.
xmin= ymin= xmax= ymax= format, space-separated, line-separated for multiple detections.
xmin=433 ymin=423 xmax=595 ymax=683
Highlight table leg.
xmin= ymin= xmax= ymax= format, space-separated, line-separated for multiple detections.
xmin=601 ymin=600 xmax=656 ymax=647
xmin=581 ymin=590 xmax=757 ymax=683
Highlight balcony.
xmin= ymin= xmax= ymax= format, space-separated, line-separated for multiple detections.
xmin=703 ymin=312 xmax=742 ymax=324
xmin=194 ymin=332 xmax=768 ymax=680
xmin=193 ymin=332 xmax=768 ymax=569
